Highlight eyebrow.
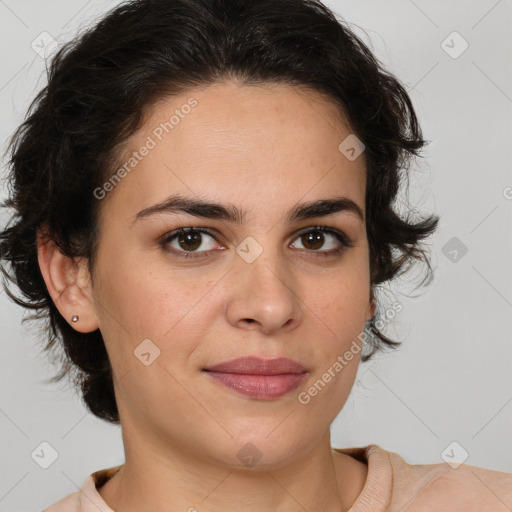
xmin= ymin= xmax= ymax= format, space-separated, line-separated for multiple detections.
xmin=131 ymin=194 xmax=365 ymax=226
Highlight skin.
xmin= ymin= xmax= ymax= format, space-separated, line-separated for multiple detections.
xmin=37 ymin=80 xmax=376 ymax=512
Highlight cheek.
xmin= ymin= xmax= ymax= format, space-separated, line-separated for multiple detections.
xmin=94 ymin=247 xmax=187 ymax=331
xmin=93 ymin=249 xmax=221 ymax=367
xmin=311 ymin=263 xmax=370 ymax=329
xmin=301 ymin=266 xmax=370 ymax=365
xmin=301 ymin=275 xmax=367 ymax=409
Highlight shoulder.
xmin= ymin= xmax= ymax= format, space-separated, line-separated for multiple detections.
xmin=384 ymin=445 xmax=512 ymax=511
xmin=336 ymin=444 xmax=512 ymax=511
xmin=42 ymin=491 xmax=80 ymax=511
xmin=42 ymin=465 xmax=121 ymax=512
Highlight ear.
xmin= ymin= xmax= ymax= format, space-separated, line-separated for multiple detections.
xmin=365 ymin=289 xmax=376 ymax=323
xmin=36 ymin=227 xmax=99 ymax=333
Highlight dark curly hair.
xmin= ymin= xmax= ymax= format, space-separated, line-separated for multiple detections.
xmin=0 ymin=0 xmax=439 ymax=424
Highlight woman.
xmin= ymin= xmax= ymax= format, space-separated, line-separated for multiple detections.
xmin=1 ymin=0 xmax=511 ymax=510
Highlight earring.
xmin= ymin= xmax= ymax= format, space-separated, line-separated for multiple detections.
xmin=71 ymin=315 xmax=79 ymax=322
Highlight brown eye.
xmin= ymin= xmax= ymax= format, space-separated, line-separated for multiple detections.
xmin=290 ymin=227 xmax=353 ymax=255
xmin=300 ymin=230 xmax=325 ymax=250
xmin=177 ymin=231 xmax=202 ymax=251
xmin=159 ymin=226 xmax=353 ymax=260
xmin=160 ymin=227 xmax=219 ymax=258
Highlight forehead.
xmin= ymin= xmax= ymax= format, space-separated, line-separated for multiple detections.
xmin=142 ymin=80 xmax=353 ymax=150
xmin=102 ymin=81 xmax=366 ymax=221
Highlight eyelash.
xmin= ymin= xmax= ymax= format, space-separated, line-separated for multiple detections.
xmin=158 ymin=226 xmax=354 ymax=260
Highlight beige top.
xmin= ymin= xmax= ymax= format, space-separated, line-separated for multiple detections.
xmin=42 ymin=444 xmax=512 ymax=511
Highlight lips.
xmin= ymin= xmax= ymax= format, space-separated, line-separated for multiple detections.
xmin=203 ymin=356 xmax=308 ymax=375
xmin=203 ymin=356 xmax=308 ymax=399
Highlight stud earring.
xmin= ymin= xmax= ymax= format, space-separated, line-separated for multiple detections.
xmin=71 ymin=315 xmax=79 ymax=322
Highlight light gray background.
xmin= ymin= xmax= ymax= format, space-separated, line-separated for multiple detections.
xmin=0 ymin=1 xmax=511 ymax=510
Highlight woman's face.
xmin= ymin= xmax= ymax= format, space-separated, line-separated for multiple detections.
xmin=88 ymin=80 xmax=374 ymax=467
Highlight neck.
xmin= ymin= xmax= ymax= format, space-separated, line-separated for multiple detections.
xmin=98 ymin=429 xmax=367 ymax=512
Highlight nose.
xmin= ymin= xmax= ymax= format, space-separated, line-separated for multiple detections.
xmin=225 ymin=244 xmax=303 ymax=335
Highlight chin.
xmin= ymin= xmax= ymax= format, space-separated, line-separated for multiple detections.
xmin=204 ymin=430 xmax=315 ymax=471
